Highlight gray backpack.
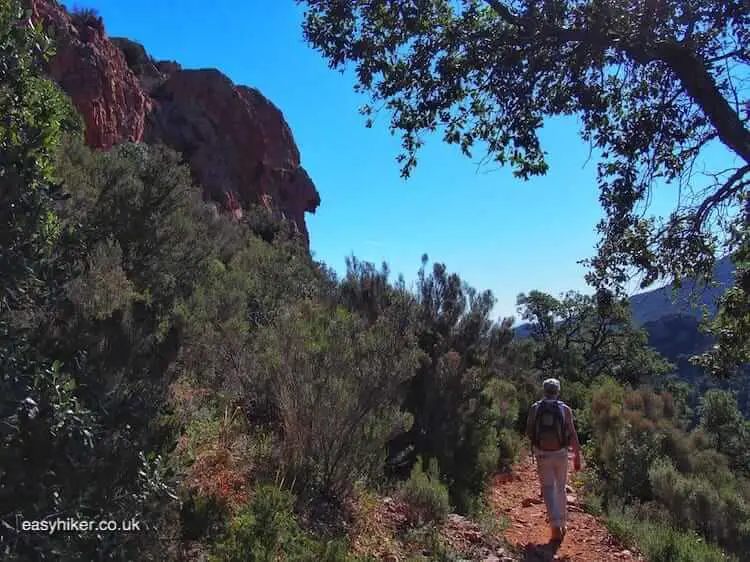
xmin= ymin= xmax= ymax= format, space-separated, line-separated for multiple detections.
xmin=533 ymin=400 xmax=568 ymax=451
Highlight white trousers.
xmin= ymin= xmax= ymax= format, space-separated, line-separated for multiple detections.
xmin=534 ymin=448 xmax=569 ymax=527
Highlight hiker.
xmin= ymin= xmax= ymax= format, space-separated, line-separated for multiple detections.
xmin=526 ymin=377 xmax=582 ymax=542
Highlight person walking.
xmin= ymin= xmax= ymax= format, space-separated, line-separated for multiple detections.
xmin=526 ymin=378 xmax=582 ymax=542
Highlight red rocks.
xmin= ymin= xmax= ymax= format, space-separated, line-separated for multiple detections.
xmin=146 ymin=71 xmax=320 ymax=244
xmin=31 ymin=0 xmax=320 ymax=247
xmin=31 ymin=0 xmax=148 ymax=148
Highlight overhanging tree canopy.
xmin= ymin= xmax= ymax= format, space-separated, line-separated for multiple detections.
xmin=297 ymin=0 xmax=749 ymax=372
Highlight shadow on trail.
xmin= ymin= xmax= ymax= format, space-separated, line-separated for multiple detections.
xmin=521 ymin=540 xmax=571 ymax=562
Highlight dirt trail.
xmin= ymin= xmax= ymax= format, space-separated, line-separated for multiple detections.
xmin=489 ymin=455 xmax=643 ymax=562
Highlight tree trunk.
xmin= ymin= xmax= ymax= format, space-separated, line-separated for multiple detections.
xmin=659 ymin=44 xmax=750 ymax=165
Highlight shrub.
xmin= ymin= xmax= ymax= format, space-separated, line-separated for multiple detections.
xmin=256 ymin=300 xmax=420 ymax=501
xmin=648 ymin=458 xmax=750 ymax=555
xmin=390 ymin=260 xmax=516 ymax=513
xmin=401 ymin=458 xmax=451 ymax=526
xmin=403 ymin=525 xmax=459 ymax=562
xmin=607 ymin=507 xmax=735 ymax=562
xmin=212 ymin=485 xmax=298 ymax=562
xmin=180 ymin=489 xmax=227 ymax=540
xmin=212 ymin=485 xmax=353 ymax=562
xmin=484 ymin=378 xmax=522 ymax=471
xmin=70 ymin=6 xmax=102 ymax=28
xmin=0 ymin=6 xmax=174 ymax=559
xmin=583 ymin=492 xmax=603 ymax=516
xmin=496 ymin=428 xmax=521 ymax=472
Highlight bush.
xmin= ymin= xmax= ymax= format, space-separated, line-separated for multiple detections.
xmin=212 ymin=485 xmax=352 ymax=562
xmin=401 ymin=458 xmax=451 ymax=526
xmin=607 ymin=507 xmax=735 ymax=562
xmin=212 ymin=485 xmax=298 ymax=562
xmin=648 ymin=458 xmax=750 ymax=555
xmin=70 ymin=6 xmax=102 ymax=28
xmin=256 ymin=300 xmax=420 ymax=501
xmin=0 ymin=6 xmax=174 ymax=559
xmin=403 ymin=525 xmax=459 ymax=561
xmin=496 ymin=428 xmax=521 ymax=472
xmin=391 ymin=260 xmax=515 ymax=513
xmin=180 ymin=489 xmax=227 ymax=540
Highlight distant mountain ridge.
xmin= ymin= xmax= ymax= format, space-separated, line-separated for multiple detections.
xmin=629 ymin=255 xmax=735 ymax=325
xmin=513 ymin=255 xmax=736 ymax=336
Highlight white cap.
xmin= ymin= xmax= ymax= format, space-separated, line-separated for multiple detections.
xmin=543 ymin=378 xmax=561 ymax=395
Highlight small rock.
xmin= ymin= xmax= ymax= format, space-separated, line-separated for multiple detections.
xmin=620 ymin=550 xmax=632 ymax=557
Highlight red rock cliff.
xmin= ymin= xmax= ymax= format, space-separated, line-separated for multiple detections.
xmin=30 ymin=0 xmax=320 ymax=246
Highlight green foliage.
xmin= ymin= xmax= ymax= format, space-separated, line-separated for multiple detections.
xmin=516 ymin=289 xmax=673 ymax=386
xmin=648 ymin=458 xmax=750 ymax=553
xmin=698 ymin=389 xmax=750 ymax=476
xmin=1 ymin=0 xmax=80 ymax=308
xmin=607 ymin=506 xmax=736 ymax=562
xmin=693 ymin=201 xmax=750 ymax=377
xmin=403 ymin=525 xmax=459 ymax=562
xmin=212 ymin=485 xmax=353 ymax=562
xmin=495 ymin=429 xmax=522 ymax=472
xmin=213 ymin=485 xmax=298 ymax=562
xmin=390 ymin=257 xmax=515 ymax=513
xmin=400 ymin=458 xmax=451 ymax=526
xmin=297 ymin=0 xmax=750 ymax=373
xmin=582 ymin=374 xmax=750 ymax=558
xmin=588 ymin=381 xmax=688 ymax=502
xmin=180 ymin=489 xmax=228 ymax=541
xmin=256 ymin=299 xmax=420 ymax=501
xmin=0 ymin=2 xmax=170 ymax=559
xmin=483 ymin=373 xmax=522 ymax=470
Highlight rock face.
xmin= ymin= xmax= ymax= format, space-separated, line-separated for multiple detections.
xmin=31 ymin=0 xmax=320 ymax=246
xmin=146 ymin=71 xmax=320 ymax=243
xmin=31 ymin=1 xmax=149 ymax=148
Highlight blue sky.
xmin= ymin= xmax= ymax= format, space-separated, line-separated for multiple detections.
xmin=64 ymin=0 xmax=735 ymax=321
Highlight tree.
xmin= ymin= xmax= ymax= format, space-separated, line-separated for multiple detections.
xmin=516 ymin=289 xmax=672 ymax=386
xmin=1 ymin=3 xmax=172 ymax=559
xmin=297 ymin=0 xmax=749 ymax=372
xmin=388 ymin=256 xmax=516 ymax=513
xmin=698 ymin=389 xmax=750 ymax=476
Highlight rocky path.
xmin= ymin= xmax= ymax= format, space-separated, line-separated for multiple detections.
xmin=489 ymin=455 xmax=643 ymax=562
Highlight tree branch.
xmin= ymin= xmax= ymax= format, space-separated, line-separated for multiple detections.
xmin=655 ymin=43 xmax=750 ymax=164
xmin=694 ymin=165 xmax=750 ymax=227
xmin=706 ymin=49 xmax=747 ymax=65
xmin=483 ymin=1 xmax=750 ymax=165
xmin=484 ymin=0 xmax=605 ymax=44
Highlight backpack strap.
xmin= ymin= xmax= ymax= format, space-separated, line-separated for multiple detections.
xmin=557 ymin=401 xmax=571 ymax=446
